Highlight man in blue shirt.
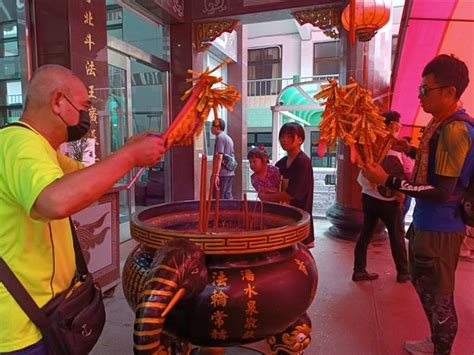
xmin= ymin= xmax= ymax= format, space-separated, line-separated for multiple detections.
xmin=211 ymin=118 xmax=235 ymax=199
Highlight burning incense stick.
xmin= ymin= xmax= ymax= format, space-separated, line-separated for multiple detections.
xmin=243 ymin=193 xmax=249 ymax=230
xmin=204 ymin=154 xmax=223 ymax=232
xmin=214 ymin=188 xmax=221 ymax=231
xmin=249 ymin=197 xmax=260 ymax=231
xmin=199 ymin=155 xmax=207 ymax=232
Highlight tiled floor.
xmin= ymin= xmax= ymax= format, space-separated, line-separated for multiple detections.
xmin=92 ymin=219 xmax=474 ymax=355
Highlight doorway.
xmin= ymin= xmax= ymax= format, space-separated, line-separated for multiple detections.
xmin=106 ymin=42 xmax=170 ymax=229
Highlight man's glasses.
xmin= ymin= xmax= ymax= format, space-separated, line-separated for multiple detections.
xmin=418 ymin=85 xmax=450 ymax=97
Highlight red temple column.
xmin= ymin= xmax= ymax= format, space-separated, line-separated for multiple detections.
xmin=32 ymin=0 xmax=108 ymax=159
xmin=326 ymin=29 xmax=392 ymax=240
xmin=169 ymin=22 xmax=204 ymax=201
xmin=30 ymin=0 xmax=121 ymax=291
xmin=227 ymin=24 xmax=247 ymax=199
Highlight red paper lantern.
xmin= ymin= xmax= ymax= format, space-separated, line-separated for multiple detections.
xmin=341 ymin=0 xmax=391 ymax=42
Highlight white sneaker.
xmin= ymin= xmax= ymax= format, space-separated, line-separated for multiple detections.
xmin=403 ymin=337 xmax=434 ymax=354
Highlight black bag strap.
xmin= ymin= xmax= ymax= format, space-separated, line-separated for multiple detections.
xmin=70 ymin=218 xmax=89 ymax=276
xmin=0 ymin=258 xmax=50 ymax=330
xmin=0 ymin=122 xmax=90 ymax=329
xmin=0 ymin=258 xmax=63 ymax=353
xmin=1 ymin=121 xmax=89 ymax=274
xmin=0 ymin=220 xmax=88 ymax=354
xmin=0 ymin=220 xmax=88 ymax=323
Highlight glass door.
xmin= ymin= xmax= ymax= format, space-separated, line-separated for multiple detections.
xmin=107 ymin=51 xmax=129 ymax=154
xmin=107 ymin=47 xmax=169 ymax=232
xmin=107 ymin=49 xmax=133 ymax=226
xmin=130 ymin=59 xmax=168 ymax=208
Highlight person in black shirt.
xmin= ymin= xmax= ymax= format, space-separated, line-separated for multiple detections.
xmin=259 ymin=122 xmax=314 ymax=247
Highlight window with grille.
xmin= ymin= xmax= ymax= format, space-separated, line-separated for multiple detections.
xmin=313 ymin=41 xmax=341 ymax=76
xmin=0 ymin=21 xmax=18 ymax=57
xmin=247 ymin=132 xmax=272 ymax=159
xmin=106 ymin=5 xmax=123 ymax=39
xmin=248 ymin=46 xmax=282 ymax=96
xmin=311 ymin=131 xmax=336 ymax=168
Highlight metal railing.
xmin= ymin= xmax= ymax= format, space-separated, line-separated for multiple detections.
xmin=247 ymin=74 xmax=339 ymax=109
xmin=7 ymin=94 xmax=22 ymax=105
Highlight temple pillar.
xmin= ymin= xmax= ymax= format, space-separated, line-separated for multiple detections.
xmin=169 ymin=23 xmax=204 ymax=201
xmin=326 ymin=26 xmax=393 ymax=240
xmin=227 ymin=24 xmax=247 ymax=199
xmin=32 ymin=0 xmax=108 ymax=159
xmin=31 ymin=0 xmax=121 ymax=291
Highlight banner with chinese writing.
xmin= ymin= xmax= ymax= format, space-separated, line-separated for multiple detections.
xmin=69 ymin=0 xmax=108 ymax=161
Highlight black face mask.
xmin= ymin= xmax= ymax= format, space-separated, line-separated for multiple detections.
xmin=65 ymin=110 xmax=91 ymax=142
xmin=58 ymin=95 xmax=91 ymax=142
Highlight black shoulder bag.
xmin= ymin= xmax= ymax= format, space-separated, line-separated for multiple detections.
xmin=0 ymin=219 xmax=105 ymax=354
xmin=0 ymin=122 xmax=105 ymax=354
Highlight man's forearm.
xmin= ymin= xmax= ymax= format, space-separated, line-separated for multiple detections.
xmin=385 ymin=175 xmax=457 ymax=202
xmin=32 ymin=150 xmax=135 ymax=220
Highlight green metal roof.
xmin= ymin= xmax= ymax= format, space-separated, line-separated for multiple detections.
xmin=274 ymin=80 xmax=326 ymax=126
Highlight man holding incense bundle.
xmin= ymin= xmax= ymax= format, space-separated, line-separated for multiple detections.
xmin=362 ymin=55 xmax=472 ymax=355
xmin=0 ymin=65 xmax=165 ymax=354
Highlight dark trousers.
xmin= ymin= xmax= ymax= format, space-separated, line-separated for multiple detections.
xmin=407 ymin=225 xmax=464 ymax=354
xmin=216 ymin=176 xmax=233 ymax=199
xmin=354 ymin=193 xmax=408 ymax=274
xmin=415 ymin=286 xmax=457 ymax=355
xmin=0 ymin=340 xmax=48 ymax=355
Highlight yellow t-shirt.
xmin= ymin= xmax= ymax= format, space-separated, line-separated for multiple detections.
xmin=0 ymin=122 xmax=83 ymax=351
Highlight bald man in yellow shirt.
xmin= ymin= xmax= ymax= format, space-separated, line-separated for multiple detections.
xmin=0 ymin=65 xmax=165 ymax=353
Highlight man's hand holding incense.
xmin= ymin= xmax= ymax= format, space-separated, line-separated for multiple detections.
xmin=362 ymin=163 xmax=389 ymax=186
xmin=121 ymin=131 xmax=166 ymax=167
xmin=391 ymin=138 xmax=411 ymax=153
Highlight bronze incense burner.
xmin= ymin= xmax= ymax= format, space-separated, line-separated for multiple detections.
xmin=122 ymin=200 xmax=318 ymax=354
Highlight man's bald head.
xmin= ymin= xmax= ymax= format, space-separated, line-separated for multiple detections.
xmin=24 ymin=65 xmax=86 ymax=111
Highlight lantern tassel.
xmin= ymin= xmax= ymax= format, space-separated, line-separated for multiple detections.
xmin=350 ymin=0 xmax=356 ymax=45
xmin=363 ymin=42 xmax=368 ymax=87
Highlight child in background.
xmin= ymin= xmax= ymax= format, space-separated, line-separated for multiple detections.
xmin=248 ymin=148 xmax=280 ymax=193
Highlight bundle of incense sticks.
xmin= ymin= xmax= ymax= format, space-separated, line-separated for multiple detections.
xmin=127 ymin=61 xmax=240 ymax=190
xmin=249 ymin=197 xmax=264 ymax=231
xmin=203 ymin=153 xmax=223 ymax=232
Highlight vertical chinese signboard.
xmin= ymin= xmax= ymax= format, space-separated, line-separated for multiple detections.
xmin=68 ymin=0 xmax=120 ymax=291
xmin=33 ymin=0 xmax=119 ymax=292
xmin=69 ymin=0 xmax=108 ymax=161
